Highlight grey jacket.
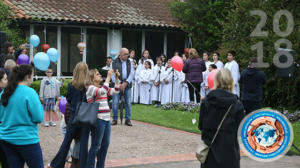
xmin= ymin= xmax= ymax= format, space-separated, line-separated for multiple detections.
xmin=39 ymin=77 xmax=64 ymax=100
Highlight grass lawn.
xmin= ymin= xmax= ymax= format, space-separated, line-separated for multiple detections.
xmin=131 ymin=104 xmax=300 ymax=155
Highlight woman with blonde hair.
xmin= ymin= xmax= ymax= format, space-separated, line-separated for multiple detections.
xmin=198 ymin=68 xmax=245 ymax=168
xmin=182 ymin=48 xmax=206 ymax=103
xmin=48 ymin=62 xmax=90 ymax=168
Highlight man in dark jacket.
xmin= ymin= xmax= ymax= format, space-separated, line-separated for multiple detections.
xmin=240 ymin=57 xmax=267 ymax=114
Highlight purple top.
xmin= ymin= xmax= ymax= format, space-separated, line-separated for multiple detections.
xmin=182 ymin=58 xmax=206 ymax=83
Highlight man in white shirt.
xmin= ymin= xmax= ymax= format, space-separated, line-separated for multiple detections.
xmin=102 ymin=57 xmax=112 ymax=70
xmin=224 ymin=50 xmax=240 ymax=97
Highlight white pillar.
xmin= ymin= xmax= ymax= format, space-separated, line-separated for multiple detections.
xmin=83 ymin=27 xmax=87 ymax=62
xmin=29 ymin=24 xmax=34 ymax=61
xmin=164 ymin=32 xmax=167 ymax=55
xmin=107 ymin=28 xmax=122 ymax=57
xmin=57 ymin=26 xmax=62 ymax=78
xmin=142 ymin=30 xmax=145 ymax=52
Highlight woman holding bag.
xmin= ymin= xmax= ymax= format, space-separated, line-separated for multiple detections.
xmin=48 ymin=62 xmax=90 ymax=168
xmin=198 ymin=68 xmax=245 ymax=168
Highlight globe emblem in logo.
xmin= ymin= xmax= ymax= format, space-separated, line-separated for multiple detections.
xmin=238 ymin=109 xmax=293 ymax=162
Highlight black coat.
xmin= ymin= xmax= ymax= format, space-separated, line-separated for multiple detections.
xmin=198 ymin=89 xmax=245 ymax=168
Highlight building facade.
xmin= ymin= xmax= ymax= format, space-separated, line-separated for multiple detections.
xmin=5 ymin=0 xmax=186 ymax=77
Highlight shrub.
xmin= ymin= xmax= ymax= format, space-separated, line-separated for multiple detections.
xmin=30 ymin=79 xmax=71 ymax=97
xmin=162 ymin=102 xmax=200 ymax=113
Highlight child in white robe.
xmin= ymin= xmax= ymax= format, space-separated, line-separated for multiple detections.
xmin=161 ymin=60 xmax=174 ymax=105
xmin=151 ymin=57 xmax=164 ymax=105
xmin=138 ymin=61 xmax=152 ymax=105
xmin=224 ymin=50 xmax=240 ymax=97
xmin=133 ymin=61 xmax=144 ymax=103
xmin=172 ymin=70 xmax=185 ymax=103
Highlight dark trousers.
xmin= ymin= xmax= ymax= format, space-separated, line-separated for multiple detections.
xmin=50 ymin=115 xmax=82 ymax=168
xmin=1 ymin=141 xmax=43 ymax=168
xmin=187 ymin=82 xmax=201 ymax=103
xmin=242 ymin=100 xmax=261 ymax=115
xmin=0 ymin=140 xmax=8 ymax=168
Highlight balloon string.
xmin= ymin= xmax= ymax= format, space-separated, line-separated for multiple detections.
xmin=44 ymin=26 xmax=47 ymax=43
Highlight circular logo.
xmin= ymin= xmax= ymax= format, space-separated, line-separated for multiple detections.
xmin=238 ymin=109 xmax=293 ymax=162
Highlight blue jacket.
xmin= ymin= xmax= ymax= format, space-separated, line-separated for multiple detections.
xmin=0 ymin=85 xmax=44 ymax=145
xmin=240 ymin=67 xmax=267 ymax=102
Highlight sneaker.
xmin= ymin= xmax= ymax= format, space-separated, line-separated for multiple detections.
xmin=49 ymin=121 xmax=56 ymax=126
xmin=43 ymin=122 xmax=49 ymax=127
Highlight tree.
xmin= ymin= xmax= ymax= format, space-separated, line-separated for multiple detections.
xmin=221 ymin=0 xmax=300 ymax=109
xmin=0 ymin=0 xmax=25 ymax=48
xmin=169 ymin=0 xmax=233 ymax=53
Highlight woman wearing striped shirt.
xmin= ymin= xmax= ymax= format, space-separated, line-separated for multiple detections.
xmin=80 ymin=69 xmax=120 ymax=168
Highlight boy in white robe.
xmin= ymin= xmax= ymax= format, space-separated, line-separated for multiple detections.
xmin=212 ymin=52 xmax=224 ymax=69
xmin=133 ymin=62 xmax=144 ymax=103
xmin=172 ymin=70 xmax=185 ymax=103
xmin=201 ymin=52 xmax=212 ymax=100
xmin=151 ymin=57 xmax=164 ymax=105
xmin=161 ymin=60 xmax=174 ymax=105
xmin=224 ymin=50 xmax=240 ymax=97
xmin=138 ymin=61 xmax=152 ymax=105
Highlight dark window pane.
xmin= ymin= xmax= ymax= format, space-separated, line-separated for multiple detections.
xmin=122 ymin=30 xmax=142 ymax=60
xmin=167 ymin=32 xmax=185 ymax=58
xmin=61 ymin=27 xmax=82 ymax=76
xmin=86 ymin=29 xmax=107 ymax=70
xmin=145 ymin=31 xmax=164 ymax=61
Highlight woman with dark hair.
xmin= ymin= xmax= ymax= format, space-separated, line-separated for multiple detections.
xmin=198 ymin=68 xmax=245 ymax=168
xmin=212 ymin=52 xmax=224 ymax=69
xmin=182 ymin=48 xmax=206 ymax=103
xmin=138 ymin=50 xmax=154 ymax=69
xmin=160 ymin=54 xmax=167 ymax=66
xmin=0 ymin=64 xmax=44 ymax=168
xmin=0 ymin=69 xmax=8 ymax=168
xmin=0 ymin=42 xmax=15 ymax=67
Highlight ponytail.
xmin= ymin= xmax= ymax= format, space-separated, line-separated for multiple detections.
xmin=1 ymin=64 xmax=33 ymax=106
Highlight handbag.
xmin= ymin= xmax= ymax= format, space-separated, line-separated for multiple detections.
xmin=72 ymin=88 xmax=100 ymax=127
xmin=196 ymin=103 xmax=234 ymax=164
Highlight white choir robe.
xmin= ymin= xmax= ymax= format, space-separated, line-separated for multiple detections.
xmin=214 ymin=60 xmax=224 ymax=69
xmin=138 ymin=58 xmax=155 ymax=69
xmin=181 ymin=82 xmax=190 ymax=103
xmin=224 ymin=60 xmax=240 ymax=97
xmin=138 ymin=68 xmax=152 ymax=105
xmin=133 ymin=64 xmax=144 ymax=103
xmin=131 ymin=69 xmax=136 ymax=102
xmin=151 ymin=65 xmax=164 ymax=102
xmin=161 ymin=67 xmax=173 ymax=105
xmin=201 ymin=70 xmax=209 ymax=97
xmin=172 ymin=71 xmax=185 ymax=103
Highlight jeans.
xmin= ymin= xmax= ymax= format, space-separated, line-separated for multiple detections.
xmin=112 ymin=87 xmax=132 ymax=121
xmin=1 ymin=141 xmax=43 ymax=168
xmin=50 ymin=114 xmax=82 ymax=168
xmin=80 ymin=119 xmax=111 ymax=168
xmin=0 ymin=140 xmax=8 ymax=168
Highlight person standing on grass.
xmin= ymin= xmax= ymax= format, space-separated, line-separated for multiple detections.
xmin=224 ymin=50 xmax=240 ymax=97
xmin=0 ymin=69 xmax=8 ymax=168
xmin=80 ymin=69 xmax=120 ymax=168
xmin=40 ymin=68 xmax=65 ymax=127
xmin=138 ymin=61 xmax=152 ymax=105
xmin=240 ymin=57 xmax=267 ymax=114
xmin=111 ymin=48 xmax=134 ymax=126
xmin=0 ymin=64 xmax=44 ymax=168
xmin=182 ymin=48 xmax=206 ymax=103
xmin=198 ymin=68 xmax=245 ymax=168
xmin=161 ymin=59 xmax=173 ymax=105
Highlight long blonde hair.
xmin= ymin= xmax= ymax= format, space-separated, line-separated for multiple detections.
xmin=189 ymin=48 xmax=199 ymax=59
xmin=213 ymin=68 xmax=234 ymax=92
xmin=70 ymin=62 xmax=90 ymax=90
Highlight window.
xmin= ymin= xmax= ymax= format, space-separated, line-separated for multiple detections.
xmin=34 ymin=26 xmax=57 ymax=75
xmin=86 ymin=29 xmax=107 ymax=70
xmin=167 ymin=32 xmax=185 ymax=58
xmin=145 ymin=31 xmax=164 ymax=61
xmin=122 ymin=30 xmax=142 ymax=60
xmin=61 ymin=27 xmax=82 ymax=76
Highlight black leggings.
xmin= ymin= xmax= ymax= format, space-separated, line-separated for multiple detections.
xmin=187 ymin=82 xmax=201 ymax=103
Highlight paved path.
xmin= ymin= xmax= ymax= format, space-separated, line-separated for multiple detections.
xmin=39 ymin=120 xmax=300 ymax=168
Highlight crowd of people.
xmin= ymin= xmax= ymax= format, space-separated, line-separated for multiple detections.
xmin=0 ymin=38 xmax=268 ymax=168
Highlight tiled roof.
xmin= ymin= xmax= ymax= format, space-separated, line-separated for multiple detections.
xmin=4 ymin=0 xmax=181 ymax=28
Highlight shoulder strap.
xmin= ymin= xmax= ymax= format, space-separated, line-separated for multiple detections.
xmin=209 ymin=103 xmax=234 ymax=147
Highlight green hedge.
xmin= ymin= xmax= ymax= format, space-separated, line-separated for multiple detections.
xmin=31 ymin=79 xmax=71 ymax=97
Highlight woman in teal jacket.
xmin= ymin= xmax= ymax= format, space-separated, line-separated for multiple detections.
xmin=0 ymin=64 xmax=44 ymax=168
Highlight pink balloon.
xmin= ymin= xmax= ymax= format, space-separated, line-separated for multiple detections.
xmin=170 ymin=56 xmax=184 ymax=72
xmin=208 ymin=69 xmax=219 ymax=89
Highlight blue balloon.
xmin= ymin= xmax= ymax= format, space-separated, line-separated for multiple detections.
xmin=109 ymin=49 xmax=118 ymax=59
xmin=33 ymin=52 xmax=50 ymax=71
xmin=47 ymin=48 xmax=58 ymax=63
xmin=30 ymin=35 xmax=40 ymax=47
